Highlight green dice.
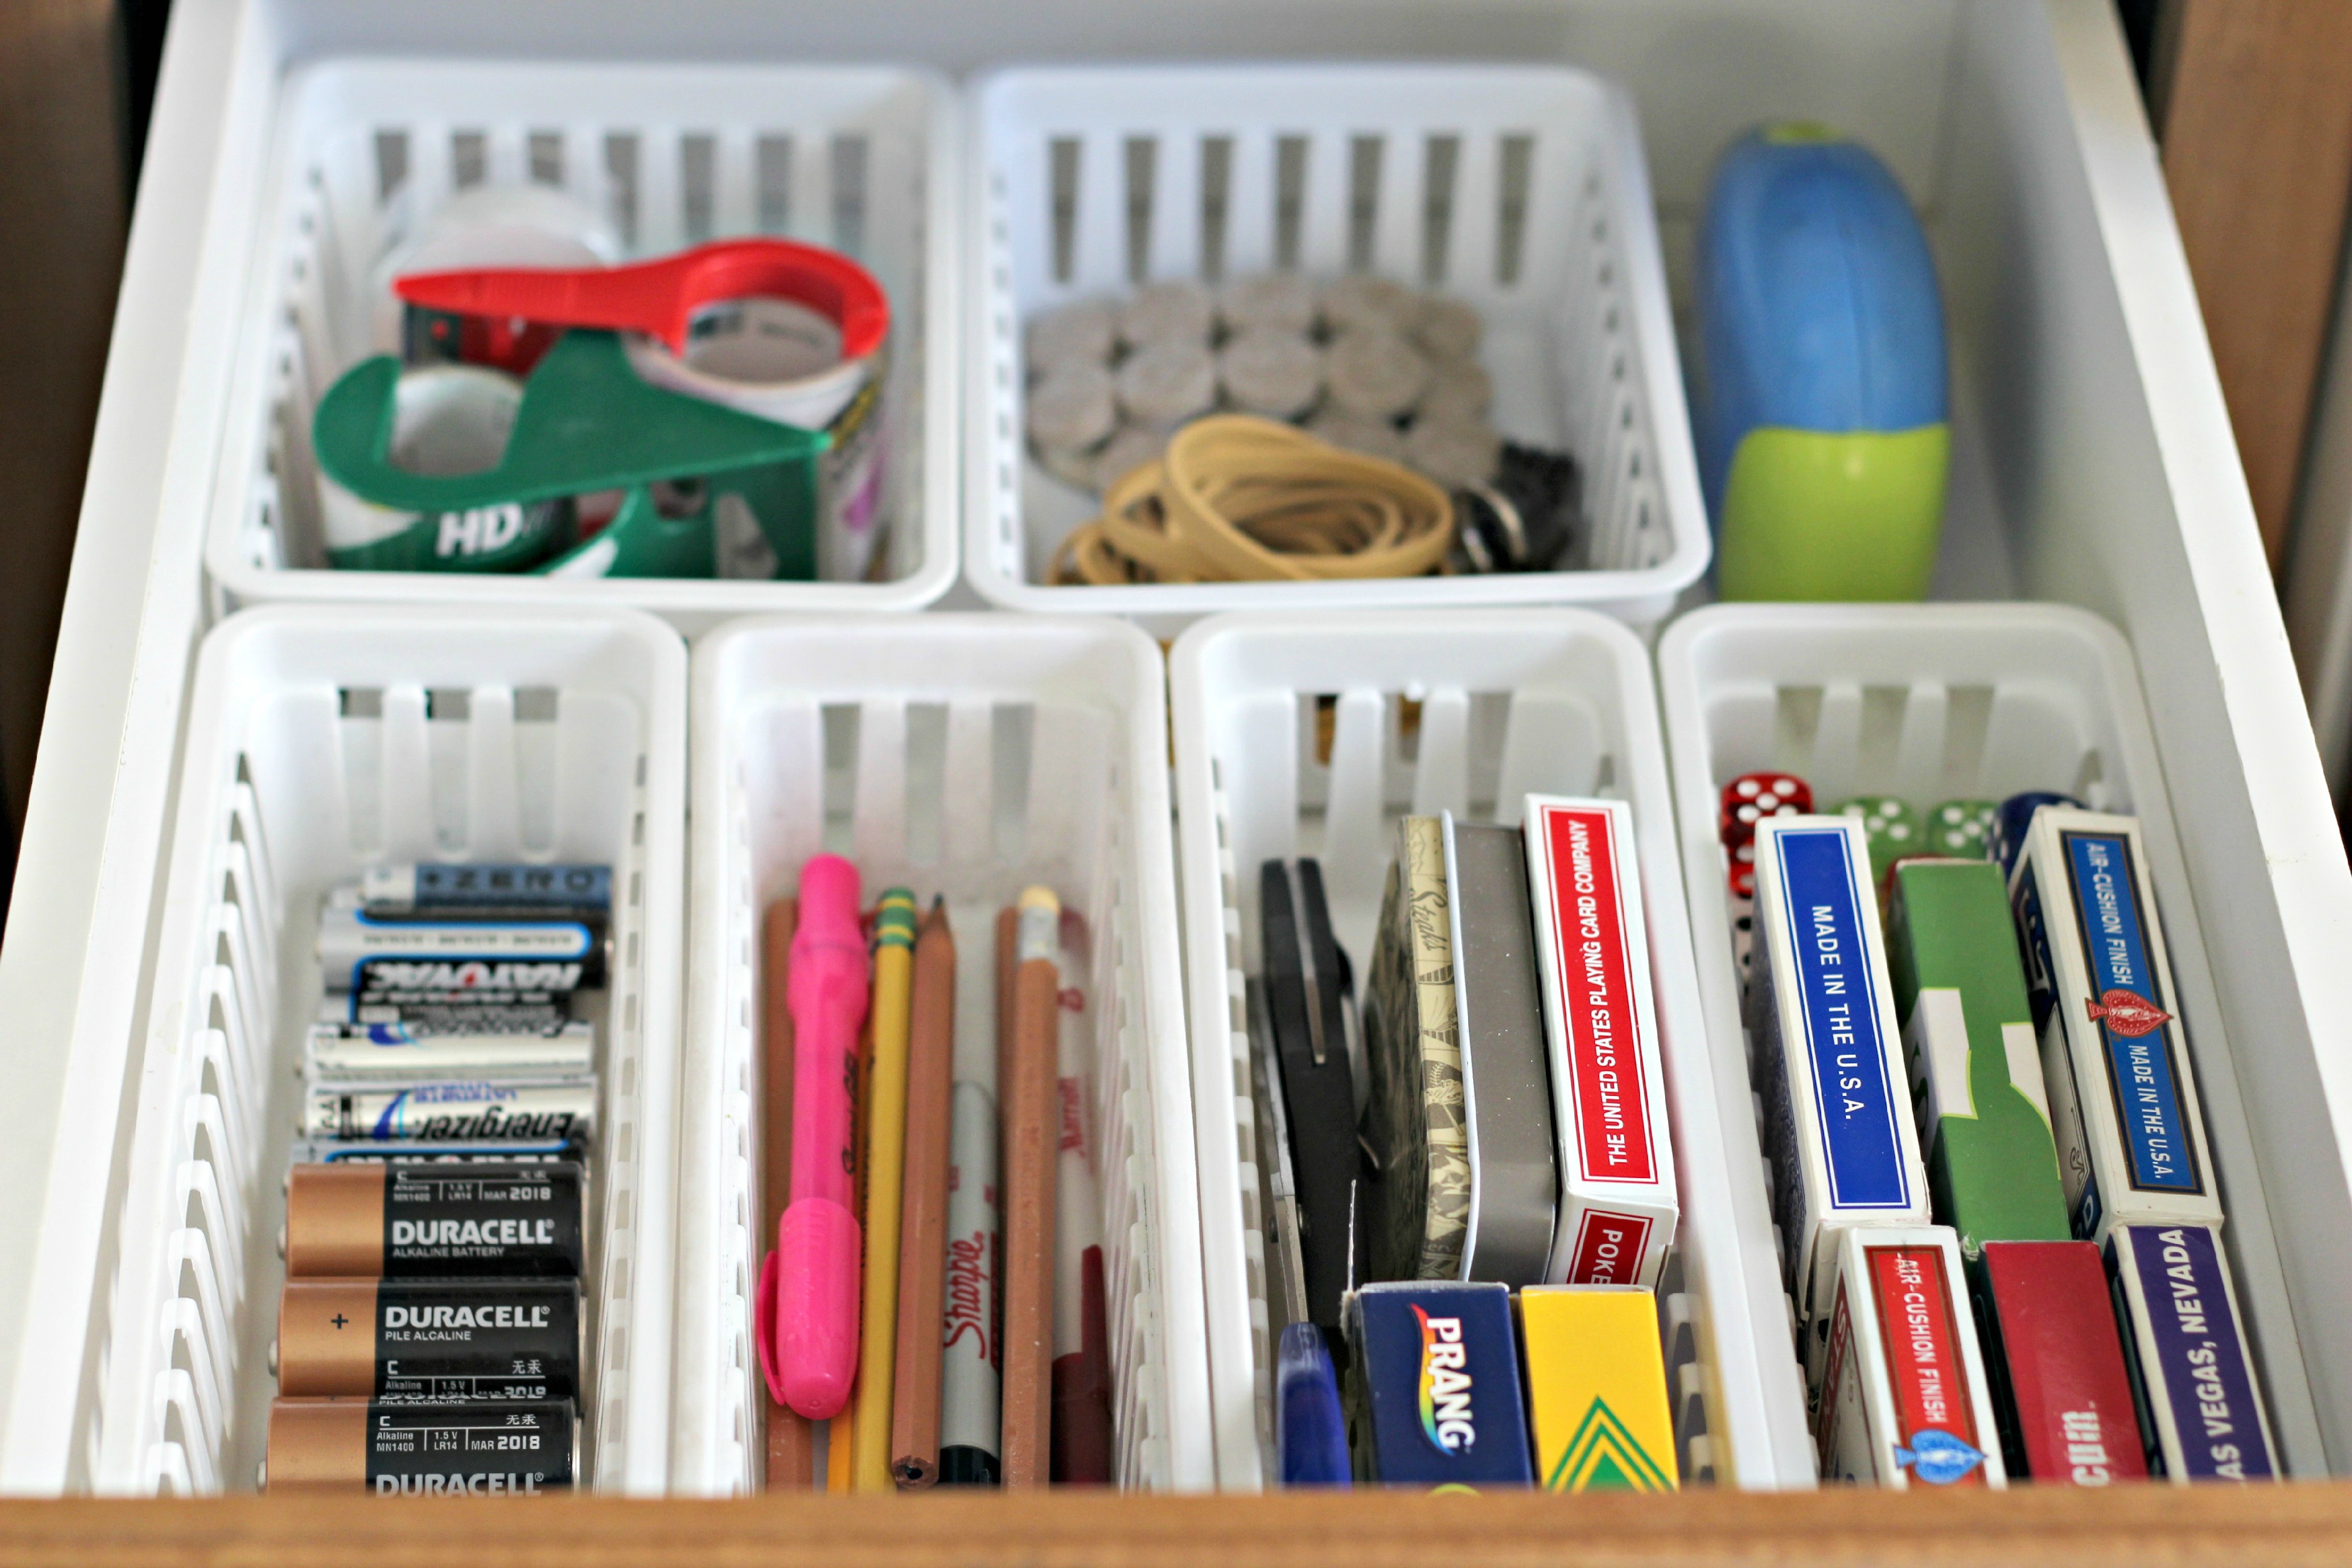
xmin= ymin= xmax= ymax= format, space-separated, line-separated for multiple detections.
xmin=1927 ymin=799 xmax=2000 ymax=860
xmin=1835 ymin=795 xmax=1921 ymax=879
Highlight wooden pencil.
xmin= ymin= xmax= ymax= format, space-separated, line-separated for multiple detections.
xmin=891 ymin=899 xmax=956 ymax=1488
xmin=761 ymin=899 xmax=814 ymax=1490
xmin=852 ymin=891 xmax=919 ymax=1491
xmin=999 ymin=886 xmax=1063 ymax=1491
xmin=826 ymin=1002 xmax=878 ymax=1492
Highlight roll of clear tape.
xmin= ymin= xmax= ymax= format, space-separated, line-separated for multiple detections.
xmin=1117 ymin=279 xmax=1214 ymax=349
xmin=1028 ymin=362 xmax=1119 ymax=455
xmin=1217 ymin=332 xmax=1324 ymax=420
xmin=1219 ymin=272 xmax=1318 ymax=336
xmin=1114 ymin=340 xmax=1217 ymax=431
xmin=1026 ymin=296 xmax=1118 ymax=377
xmin=1326 ymin=330 xmax=1431 ymax=422
xmin=1319 ymin=274 xmax=1423 ymax=337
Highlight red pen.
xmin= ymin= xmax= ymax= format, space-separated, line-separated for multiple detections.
xmin=771 ymin=854 xmax=870 ymax=1420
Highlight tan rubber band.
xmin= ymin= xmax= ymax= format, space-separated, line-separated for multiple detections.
xmin=1050 ymin=414 xmax=1455 ymax=585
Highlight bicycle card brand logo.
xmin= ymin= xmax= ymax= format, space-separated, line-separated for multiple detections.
xmin=1413 ymin=1306 xmax=1476 ymax=1454
xmin=1894 ymin=1428 xmax=1988 ymax=1486
xmin=2084 ymin=987 xmax=2170 ymax=1039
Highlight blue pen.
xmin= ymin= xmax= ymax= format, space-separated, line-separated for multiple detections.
xmin=1277 ymin=1322 xmax=1350 ymax=1486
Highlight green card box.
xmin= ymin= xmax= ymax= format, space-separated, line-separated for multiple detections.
xmin=1885 ymin=859 xmax=2071 ymax=1256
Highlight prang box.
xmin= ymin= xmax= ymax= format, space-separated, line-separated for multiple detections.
xmin=2007 ymin=807 xmax=2222 ymax=1240
xmin=1345 ymin=1281 xmax=1532 ymax=1487
xmin=1523 ymin=797 xmax=1678 ymax=1287
xmin=1976 ymin=1241 xmax=2146 ymax=1484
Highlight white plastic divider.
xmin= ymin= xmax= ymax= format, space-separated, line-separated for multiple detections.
xmin=677 ymin=613 xmax=1211 ymax=1494
xmin=60 ymin=604 xmax=685 ymax=1496
xmin=1169 ymin=608 xmax=1801 ymax=1491
xmin=964 ymin=65 xmax=1707 ymax=633
xmin=1657 ymin=602 xmax=2331 ymax=1479
xmin=203 ymin=60 xmax=961 ymax=627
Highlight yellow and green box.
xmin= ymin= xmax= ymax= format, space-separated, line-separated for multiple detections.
xmin=1518 ymin=1286 xmax=1677 ymax=1493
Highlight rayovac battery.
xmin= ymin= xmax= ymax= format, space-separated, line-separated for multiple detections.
xmin=1812 ymin=1225 xmax=2005 ymax=1489
xmin=1747 ymin=816 xmax=1930 ymax=1342
xmin=2008 ymin=807 xmax=2222 ymax=1241
xmin=284 ymin=1161 xmax=584 ymax=1279
xmin=1976 ymin=1240 xmax=2146 ymax=1484
xmin=276 ymin=1278 xmax=581 ymax=1401
xmin=264 ymin=1399 xmax=576 ymax=1495
xmin=318 ymin=906 xmax=607 ymax=993
xmin=304 ymin=1080 xmax=596 ymax=1143
xmin=1521 ymin=796 xmax=1679 ymax=1287
xmin=306 ymin=1021 xmax=595 ymax=1081
xmin=1345 ymin=1281 xmax=1533 ymax=1487
xmin=362 ymin=862 xmax=610 ymax=914
xmin=2105 ymin=1223 xmax=2276 ymax=1482
xmin=1883 ymin=859 xmax=2071 ymax=1257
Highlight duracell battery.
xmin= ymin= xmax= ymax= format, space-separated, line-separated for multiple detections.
xmin=276 ymin=1278 xmax=580 ymax=1401
xmin=265 ymin=1399 xmax=576 ymax=1495
xmin=284 ymin=1162 xmax=584 ymax=1280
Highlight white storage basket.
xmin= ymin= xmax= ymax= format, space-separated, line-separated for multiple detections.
xmin=83 ymin=605 xmax=686 ymax=1496
xmin=1658 ymin=603 xmax=2329 ymax=1477
xmin=1170 ymin=608 xmax=1798 ymax=1491
xmin=963 ymin=65 xmax=1707 ymax=633
xmin=204 ymin=60 xmax=958 ymax=626
xmin=677 ymin=613 xmax=1211 ymax=1493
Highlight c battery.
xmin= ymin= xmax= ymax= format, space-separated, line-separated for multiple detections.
xmin=276 ymin=1277 xmax=581 ymax=1401
xmin=284 ymin=1161 xmax=584 ymax=1279
xmin=264 ymin=1399 xmax=576 ymax=1494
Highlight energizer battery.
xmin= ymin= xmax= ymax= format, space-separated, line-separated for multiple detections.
xmin=264 ymin=1399 xmax=576 ymax=1494
xmin=284 ymin=1161 xmax=585 ymax=1279
xmin=276 ymin=1277 xmax=581 ymax=1401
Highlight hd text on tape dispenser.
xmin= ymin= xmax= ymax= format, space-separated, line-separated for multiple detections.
xmin=1697 ymin=125 xmax=1949 ymax=600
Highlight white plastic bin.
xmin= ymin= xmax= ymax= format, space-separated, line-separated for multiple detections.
xmin=204 ymin=60 xmax=960 ymax=627
xmin=1169 ymin=608 xmax=1796 ymax=1489
xmin=30 ymin=605 xmax=686 ymax=1495
xmin=677 ymin=613 xmax=1211 ymax=1493
xmin=1658 ymin=603 xmax=2330 ymax=1478
xmin=964 ymin=65 xmax=1706 ymax=633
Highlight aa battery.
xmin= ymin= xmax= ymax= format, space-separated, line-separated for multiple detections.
xmin=305 ymin=1080 xmax=595 ymax=1144
xmin=2106 ymin=1223 xmax=2275 ymax=1482
xmin=1883 ymin=858 xmax=2071 ymax=1256
xmin=265 ymin=1399 xmax=576 ymax=1495
xmin=319 ymin=905 xmax=607 ymax=992
xmin=1747 ymin=816 xmax=1930 ymax=1335
xmin=291 ymin=1136 xmax=589 ymax=1167
xmin=362 ymin=862 xmax=610 ymax=914
xmin=341 ymin=995 xmax=576 ymax=1034
xmin=306 ymin=1021 xmax=595 ymax=1081
xmin=1811 ymin=1225 xmax=2005 ymax=1489
xmin=276 ymin=1277 xmax=581 ymax=1401
xmin=285 ymin=1161 xmax=584 ymax=1279
xmin=2009 ymin=807 xmax=2222 ymax=1239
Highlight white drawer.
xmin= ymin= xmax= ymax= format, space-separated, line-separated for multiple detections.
xmin=3 ymin=0 xmax=2347 ymax=1490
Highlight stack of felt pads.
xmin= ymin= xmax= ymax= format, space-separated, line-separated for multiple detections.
xmin=1723 ymin=773 xmax=2274 ymax=1487
xmin=1253 ymin=797 xmax=1681 ymax=1489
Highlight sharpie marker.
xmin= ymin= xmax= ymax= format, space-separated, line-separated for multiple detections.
xmin=774 ymin=856 xmax=870 ymax=1421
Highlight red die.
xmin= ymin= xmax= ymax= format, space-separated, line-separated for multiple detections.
xmin=1718 ymin=772 xmax=1813 ymax=848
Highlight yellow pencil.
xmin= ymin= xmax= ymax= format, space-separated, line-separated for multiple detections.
xmin=852 ymin=888 xmax=919 ymax=1491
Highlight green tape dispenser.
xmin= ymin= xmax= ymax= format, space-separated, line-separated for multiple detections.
xmin=313 ymin=329 xmax=827 ymax=578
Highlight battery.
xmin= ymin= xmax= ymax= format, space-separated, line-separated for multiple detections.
xmin=276 ymin=1278 xmax=580 ymax=1401
xmin=340 ymin=995 xmax=577 ymax=1034
xmin=1345 ymin=1281 xmax=1532 ymax=1486
xmin=1883 ymin=858 xmax=2070 ymax=1256
xmin=319 ymin=906 xmax=607 ymax=993
xmin=2105 ymin=1223 xmax=2276 ymax=1482
xmin=2009 ymin=807 xmax=2222 ymax=1240
xmin=1521 ymin=796 xmax=1677 ymax=1287
xmin=306 ymin=1021 xmax=595 ymax=1081
xmin=1976 ymin=1240 xmax=2146 ymax=1484
xmin=1747 ymin=816 xmax=1930 ymax=1336
xmin=285 ymin=1160 xmax=584 ymax=1279
xmin=291 ymin=1136 xmax=589 ymax=1167
xmin=363 ymin=861 xmax=610 ymax=914
xmin=1518 ymin=1286 xmax=1677 ymax=1492
xmin=265 ymin=1399 xmax=576 ymax=1494
xmin=304 ymin=1080 xmax=595 ymax=1143
xmin=1812 ymin=1225 xmax=2005 ymax=1489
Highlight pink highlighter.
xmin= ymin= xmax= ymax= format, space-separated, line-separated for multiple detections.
xmin=760 ymin=853 xmax=869 ymax=1421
